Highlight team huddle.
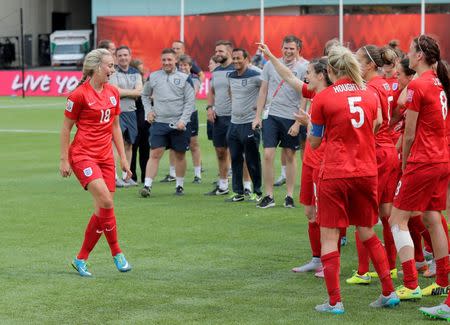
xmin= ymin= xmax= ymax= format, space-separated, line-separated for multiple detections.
xmin=58 ymin=33 xmax=450 ymax=320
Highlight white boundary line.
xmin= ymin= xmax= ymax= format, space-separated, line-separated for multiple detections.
xmin=0 ymin=129 xmax=59 ymax=134
xmin=0 ymin=103 xmax=63 ymax=109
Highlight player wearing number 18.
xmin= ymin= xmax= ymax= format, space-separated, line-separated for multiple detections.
xmin=310 ymin=45 xmax=398 ymax=314
xmin=60 ymin=49 xmax=132 ymax=277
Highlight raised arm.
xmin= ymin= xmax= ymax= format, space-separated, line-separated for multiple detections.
xmin=257 ymin=43 xmax=304 ymax=93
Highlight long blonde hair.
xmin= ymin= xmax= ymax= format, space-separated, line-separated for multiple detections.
xmin=328 ymin=45 xmax=364 ymax=88
xmin=76 ymin=48 xmax=112 ymax=88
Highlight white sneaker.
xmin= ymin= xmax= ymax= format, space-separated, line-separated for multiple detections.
xmin=423 ymin=248 xmax=434 ymax=261
xmin=314 ymin=268 xmax=324 ymax=278
xmin=116 ymin=178 xmax=128 ymax=188
xmin=423 ymin=259 xmax=436 ymax=278
xmin=292 ymin=257 xmax=321 ymax=273
xmin=124 ymin=178 xmax=138 ymax=186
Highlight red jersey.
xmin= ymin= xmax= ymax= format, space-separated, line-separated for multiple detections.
xmin=384 ymin=75 xmax=403 ymax=143
xmin=368 ymin=76 xmax=395 ymax=148
xmin=405 ymin=70 xmax=448 ymax=163
xmin=301 ymin=83 xmax=325 ymax=168
xmin=64 ymin=81 xmax=121 ymax=163
xmin=310 ymin=78 xmax=378 ymax=179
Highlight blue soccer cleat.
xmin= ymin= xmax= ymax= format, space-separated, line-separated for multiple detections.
xmin=113 ymin=253 xmax=132 ymax=272
xmin=71 ymin=258 xmax=92 ymax=277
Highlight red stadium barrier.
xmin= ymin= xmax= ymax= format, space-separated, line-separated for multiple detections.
xmin=97 ymin=14 xmax=450 ymax=72
xmin=0 ymin=70 xmax=211 ymax=98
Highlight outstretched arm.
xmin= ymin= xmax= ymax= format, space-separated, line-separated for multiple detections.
xmin=257 ymin=43 xmax=304 ymax=93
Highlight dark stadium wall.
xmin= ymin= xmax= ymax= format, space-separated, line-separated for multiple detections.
xmin=97 ymin=14 xmax=450 ymax=72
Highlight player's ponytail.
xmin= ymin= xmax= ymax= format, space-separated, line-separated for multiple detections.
xmin=76 ymin=48 xmax=111 ymax=88
xmin=414 ymin=35 xmax=450 ymax=107
xmin=380 ymin=46 xmax=398 ymax=66
xmin=328 ymin=45 xmax=364 ymax=88
xmin=436 ymin=60 xmax=450 ymax=108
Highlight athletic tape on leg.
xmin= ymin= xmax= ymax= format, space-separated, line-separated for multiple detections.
xmin=391 ymin=224 xmax=414 ymax=252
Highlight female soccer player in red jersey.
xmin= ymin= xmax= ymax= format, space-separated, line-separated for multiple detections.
xmin=60 ymin=48 xmax=132 ymax=277
xmin=387 ymin=35 xmax=449 ymax=307
xmin=311 ymin=45 xmax=398 ymax=313
xmin=344 ymin=45 xmax=400 ymax=285
xmin=257 ymin=44 xmax=346 ymax=277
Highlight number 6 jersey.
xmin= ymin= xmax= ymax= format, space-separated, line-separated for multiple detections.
xmin=310 ymin=77 xmax=379 ymax=180
xmin=64 ymin=81 xmax=121 ymax=163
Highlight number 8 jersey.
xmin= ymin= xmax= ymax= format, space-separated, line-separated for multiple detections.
xmin=64 ymin=81 xmax=121 ymax=163
xmin=310 ymin=77 xmax=379 ymax=180
xmin=405 ymin=70 xmax=448 ymax=163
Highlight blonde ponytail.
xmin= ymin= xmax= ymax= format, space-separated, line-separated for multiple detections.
xmin=328 ymin=45 xmax=364 ymax=88
xmin=76 ymin=48 xmax=111 ymax=88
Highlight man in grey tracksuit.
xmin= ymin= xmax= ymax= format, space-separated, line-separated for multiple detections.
xmin=139 ymin=48 xmax=195 ymax=197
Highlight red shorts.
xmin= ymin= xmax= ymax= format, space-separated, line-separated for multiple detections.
xmin=316 ymin=176 xmax=378 ymax=228
xmin=300 ymin=163 xmax=315 ymax=205
xmin=377 ymin=146 xmax=399 ymax=204
xmin=70 ymin=158 xmax=116 ymax=192
xmin=393 ymin=162 xmax=449 ymax=212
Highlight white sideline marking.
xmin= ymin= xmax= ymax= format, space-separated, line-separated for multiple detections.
xmin=0 ymin=129 xmax=59 ymax=134
xmin=0 ymin=103 xmax=63 ymax=109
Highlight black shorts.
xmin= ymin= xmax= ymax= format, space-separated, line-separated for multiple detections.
xmin=119 ymin=111 xmax=138 ymax=145
xmin=190 ymin=110 xmax=199 ymax=137
xmin=206 ymin=120 xmax=213 ymax=141
xmin=212 ymin=115 xmax=231 ymax=148
xmin=149 ymin=122 xmax=190 ymax=152
xmin=262 ymin=115 xmax=300 ymax=150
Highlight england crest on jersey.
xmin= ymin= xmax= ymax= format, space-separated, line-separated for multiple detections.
xmin=83 ymin=167 xmax=93 ymax=177
xmin=392 ymin=82 xmax=399 ymax=91
xmin=110 ymin=96 xmax=117 ymax=106
xmin=241 ymin=79 xmax=247 ymax=86
xmin=66 ymin=99 xmax=74 ymax=112
xmin=174 ymin=78 xmax=181 ymax=85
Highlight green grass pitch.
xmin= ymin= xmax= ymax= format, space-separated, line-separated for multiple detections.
xmin=0 ymin=96 xmax=440 ymax=324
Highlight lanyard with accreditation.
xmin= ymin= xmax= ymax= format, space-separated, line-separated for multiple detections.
xmin=263 ymin=58 xmax=297 ymax=119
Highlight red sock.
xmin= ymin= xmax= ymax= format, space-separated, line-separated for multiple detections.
xmin=445 ymin=295 xmax=450 ymax=307
xmin=381 ymin=217 xmax=397 ymax=270
xmin=408 ymin=217 xmax=425 ymax=262
xmin=308 ymin=222 xmax=321 ymax=258
xmin=402 ymin=259 xmax=418 ymax=290
xmin=77 ymin=214 xmax=102 ymax=260
xmin=321 ymin=250 xmax=341 ymax=305
xmin=98 ymin=207 xmax=121 ymax=256
xmin=355 ymin=231 xmax=370 ymax=275
xmin=440 ymin=214 xmax=450 ymax=255
xmin=436 ymin=256 xmax=449 ymax=287
xmin=363 ymin=234 xmax=394 ymax=296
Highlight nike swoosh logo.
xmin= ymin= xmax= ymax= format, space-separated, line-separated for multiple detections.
xmin=88 ymin=101 xmax=95 ymax=106
xmin=96 ymin=230 xmax=103 ymax=234
xmin=105 ymin=226 xmax=116 ymax=232
xmin=247 ymin=134 xmax=254 ymax=138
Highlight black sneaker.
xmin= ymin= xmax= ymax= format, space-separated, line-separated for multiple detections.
xmin=225 ymin=193 xmax=245 ymax=202
xmin=204 ymin=186 xmax=229 ymax=196
xmin=192 ymin=176 xmax=202 ymax=184
xmin=257 ymin=195 xmax=275 ymax=208
xmin=244 ymin=188 xmax=252 ymax=197
xmin=160 ymin=174 xmax=176 ymax=183
xmin=139 ymin=186 xmax=151 ymax=198
xmin=284 ymin=195 xmax=295 ymax=208
xmin=174 ymin=186 xmax=184 ymax=196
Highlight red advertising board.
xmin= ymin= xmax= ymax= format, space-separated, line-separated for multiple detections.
xmin=97 ymin=14 xmax=450 ymax=72
xmin=0 ymin=70 xmax=211 ymax=98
